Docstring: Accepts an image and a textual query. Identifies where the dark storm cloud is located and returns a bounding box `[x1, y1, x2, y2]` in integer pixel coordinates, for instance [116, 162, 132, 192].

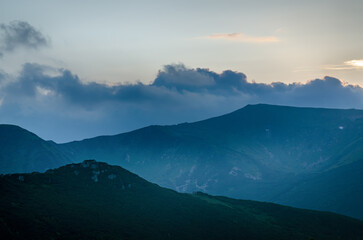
[286, 77, 363, 108]
[3, 63, 363, 109]
[152, 64, 363, 109]
[1, 63, 363, 142]
[0, 21, 48, 56]
[4, 63, 179, 108]
[153, 65, 248, 93]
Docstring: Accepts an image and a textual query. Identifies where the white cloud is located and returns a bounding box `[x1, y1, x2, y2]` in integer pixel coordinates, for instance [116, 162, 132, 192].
[36, 86, 54, 96]
[345, 60, 363, 68]
[324, 59, 363, 70]
[205, 33, 279, 43]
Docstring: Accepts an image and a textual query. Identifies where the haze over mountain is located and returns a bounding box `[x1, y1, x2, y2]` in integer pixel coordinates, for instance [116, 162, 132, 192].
[1, 104, 363, 219]
[59, 104, 363, 219]
[2, 63, 363, 142]
[1, 160, 362, 240]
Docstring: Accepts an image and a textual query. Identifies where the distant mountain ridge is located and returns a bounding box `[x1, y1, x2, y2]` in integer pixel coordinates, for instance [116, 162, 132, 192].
[1, 160, 362, 240]
[1, 104, 363, 219]
[57, 104, 363, 219]
[0, 124, 69, 174]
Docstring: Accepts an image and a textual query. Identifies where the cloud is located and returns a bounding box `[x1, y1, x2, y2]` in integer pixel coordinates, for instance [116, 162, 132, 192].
[152, 64, 248, 92]
[345, 60, 363, 68]
[0, 21, 49, 56]
[205, 33, 279, 43]
[1, 63, 362, 142]
[324, 59, 363, 70]
[4, 63, 177, 109]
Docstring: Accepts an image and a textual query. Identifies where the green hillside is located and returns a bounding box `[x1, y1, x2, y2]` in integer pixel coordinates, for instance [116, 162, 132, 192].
[0, 160, 362, 240]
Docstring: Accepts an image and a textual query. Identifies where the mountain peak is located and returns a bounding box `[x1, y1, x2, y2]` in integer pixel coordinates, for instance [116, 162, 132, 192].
[0, 124, 38, 140]
[0, 124, 70, 174]
[241, 103, 363, 112]
[60, 159, 129, 174]
[42, 160, 150, 189]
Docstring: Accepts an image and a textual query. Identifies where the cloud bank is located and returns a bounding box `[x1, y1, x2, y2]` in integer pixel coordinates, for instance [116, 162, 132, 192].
[0, 21, 48, 56]
[0, 63, 362, 142]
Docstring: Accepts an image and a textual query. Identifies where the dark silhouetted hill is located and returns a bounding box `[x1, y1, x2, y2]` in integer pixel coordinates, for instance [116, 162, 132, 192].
[0, 160, 362, 240]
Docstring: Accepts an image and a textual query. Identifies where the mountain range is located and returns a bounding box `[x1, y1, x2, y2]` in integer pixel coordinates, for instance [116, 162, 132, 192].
[1, 104, 363, 219]
[1, 160, 362, 240]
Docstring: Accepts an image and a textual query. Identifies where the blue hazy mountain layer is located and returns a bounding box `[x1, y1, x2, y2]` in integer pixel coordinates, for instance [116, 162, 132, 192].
[1, 104, 363, 219]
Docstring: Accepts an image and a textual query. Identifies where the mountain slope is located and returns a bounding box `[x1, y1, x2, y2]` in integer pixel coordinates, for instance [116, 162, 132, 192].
[272, 157, 363, 220]
[0, 124, 70, 174]
[58, 104, 363, 219]
[2, 104, 363, 219]
[0, 160, 362, 240]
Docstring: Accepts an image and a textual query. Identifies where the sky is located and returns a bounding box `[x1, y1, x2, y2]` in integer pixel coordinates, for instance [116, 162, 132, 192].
[0, 0, 363, 142]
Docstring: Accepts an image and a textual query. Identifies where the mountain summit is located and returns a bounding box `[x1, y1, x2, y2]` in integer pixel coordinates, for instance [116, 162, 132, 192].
[0, 124, 69, 174]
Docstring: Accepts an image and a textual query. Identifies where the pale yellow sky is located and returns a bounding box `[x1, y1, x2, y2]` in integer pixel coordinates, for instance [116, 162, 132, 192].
[0, 0, 362, 85]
